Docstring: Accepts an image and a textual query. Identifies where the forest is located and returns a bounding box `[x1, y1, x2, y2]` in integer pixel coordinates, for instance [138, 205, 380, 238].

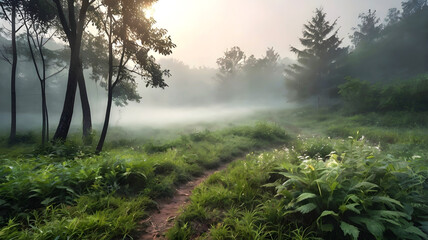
[0, 0, 427, 239]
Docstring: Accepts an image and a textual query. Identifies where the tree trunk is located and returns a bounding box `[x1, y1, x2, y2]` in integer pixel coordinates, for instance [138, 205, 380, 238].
[9, 3, 17, 144]
[52, 0, 90, 142]
[41, 83, 48, 145]
[95, 90, 112, 154]
[77, 61, 92, 143]
[53, 45, 80, 141]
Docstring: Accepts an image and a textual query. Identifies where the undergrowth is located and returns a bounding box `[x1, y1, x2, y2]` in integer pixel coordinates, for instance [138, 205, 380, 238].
[167, 136, 428, 239]
[0, 122, 289, 239]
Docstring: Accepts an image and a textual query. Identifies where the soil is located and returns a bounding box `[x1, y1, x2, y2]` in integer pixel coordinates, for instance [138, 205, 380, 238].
[138, 162, 232, 240]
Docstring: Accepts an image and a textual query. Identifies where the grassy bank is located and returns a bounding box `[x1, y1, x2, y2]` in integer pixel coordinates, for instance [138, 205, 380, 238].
[166, 108, 428, 239]
[168, 136, 428, 239]
[0, 122, 290, 239]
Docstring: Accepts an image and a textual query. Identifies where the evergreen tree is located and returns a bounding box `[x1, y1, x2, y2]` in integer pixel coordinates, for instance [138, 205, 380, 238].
[402, 0, 427, 17]
[351, 9, 383, 47]
[285, 8, 345, 100]
[385, 8, 401, 26]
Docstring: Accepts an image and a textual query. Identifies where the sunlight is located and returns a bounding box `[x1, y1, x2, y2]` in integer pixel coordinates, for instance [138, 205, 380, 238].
[147, 0, 180, 22]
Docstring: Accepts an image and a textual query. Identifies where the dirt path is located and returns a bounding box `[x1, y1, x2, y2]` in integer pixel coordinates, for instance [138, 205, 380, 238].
[138, 161, 233, 240]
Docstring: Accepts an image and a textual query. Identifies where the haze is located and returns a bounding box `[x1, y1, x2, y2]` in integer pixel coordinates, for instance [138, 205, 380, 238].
[0, 0, 415, 133]
[152, 0, 402, 67]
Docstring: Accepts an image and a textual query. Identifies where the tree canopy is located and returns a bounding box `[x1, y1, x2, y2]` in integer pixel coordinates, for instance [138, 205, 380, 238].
[285, 8, 346, 100]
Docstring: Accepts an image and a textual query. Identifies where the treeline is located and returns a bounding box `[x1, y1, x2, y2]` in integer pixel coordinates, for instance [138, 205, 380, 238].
[214, 0, 428, 110]
[214, 47, 287, 105]
[0, 0, 174, 152]
[283, 0, 428, 108]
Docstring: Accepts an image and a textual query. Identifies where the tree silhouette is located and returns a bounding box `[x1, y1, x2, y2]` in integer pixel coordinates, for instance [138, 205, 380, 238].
[93, 0, 175, 154]
[19, 0, 65, 145]
[402, 0, 427, 17]
[351, 10, 382, 47]
[216, 46, 246, 81]
[285, 8, 346, 100]
[0, 0, 23, 144]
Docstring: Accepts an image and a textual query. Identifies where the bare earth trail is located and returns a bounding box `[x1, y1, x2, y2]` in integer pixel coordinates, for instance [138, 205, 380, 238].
[138, 161, 233, 240]
[137, 124, 302, 240]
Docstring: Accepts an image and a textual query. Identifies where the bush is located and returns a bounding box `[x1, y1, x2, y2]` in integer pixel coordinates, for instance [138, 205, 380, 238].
[339, 76, 428, 113]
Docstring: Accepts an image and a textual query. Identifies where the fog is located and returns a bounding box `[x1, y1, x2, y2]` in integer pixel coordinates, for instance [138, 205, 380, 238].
[0, 0, 427, 135]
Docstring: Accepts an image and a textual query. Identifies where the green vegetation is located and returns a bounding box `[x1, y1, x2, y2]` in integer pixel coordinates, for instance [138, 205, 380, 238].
[0, 122, 289, 239]
[168, 132, 428, 239]
[339, 76, 428, 113]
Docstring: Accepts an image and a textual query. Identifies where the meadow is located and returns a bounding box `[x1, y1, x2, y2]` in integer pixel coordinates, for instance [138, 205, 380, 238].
[0, 107, 427, 239]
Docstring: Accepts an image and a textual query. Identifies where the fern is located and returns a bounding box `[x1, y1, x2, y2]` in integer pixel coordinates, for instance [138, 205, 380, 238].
[340, 221, 359, 240]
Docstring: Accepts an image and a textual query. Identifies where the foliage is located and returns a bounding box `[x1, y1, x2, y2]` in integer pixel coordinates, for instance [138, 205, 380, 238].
[351, 9, 382, 48]
[0, 123, 289, 239]
[272, 137, 428, 239]
[339, 76, 428, 113]
[341, 6, 428, 84]
[167, 134, 428, 240]
[285, 8, 347, 100]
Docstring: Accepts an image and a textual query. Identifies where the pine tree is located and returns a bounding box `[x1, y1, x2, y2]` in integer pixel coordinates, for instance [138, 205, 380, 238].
[285, 8, 345, 100]
[351, 9, 383, 47]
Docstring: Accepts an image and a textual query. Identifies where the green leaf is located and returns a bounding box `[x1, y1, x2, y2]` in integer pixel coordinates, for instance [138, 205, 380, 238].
[351, 182, 379, 191]
[373, 210, 410, 220]
[296, 192, 317, 203]
[350, 217, 385, 238]
[372, 196, 403, 208]
[340, 221, 359, 240]
[404, 226, 427, 238]
[339, 203, 361, 214]
[316, 210, 339, 227]
[41, 197, 58, 206]
[296, 203, 317, 214]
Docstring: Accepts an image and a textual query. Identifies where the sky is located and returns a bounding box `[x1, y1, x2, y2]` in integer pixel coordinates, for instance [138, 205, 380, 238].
[151, 0, 403, 68]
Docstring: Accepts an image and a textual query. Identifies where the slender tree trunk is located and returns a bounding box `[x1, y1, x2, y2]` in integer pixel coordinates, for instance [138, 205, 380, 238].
[96, 16, 114, 154]
[53, 44, 80, 141]
[77, 62, 92, 143]
[9, 3, 17, 144]
[41, 82, 47, 145]
[95, 90, 112, 154]
[52, 0, 90, 142]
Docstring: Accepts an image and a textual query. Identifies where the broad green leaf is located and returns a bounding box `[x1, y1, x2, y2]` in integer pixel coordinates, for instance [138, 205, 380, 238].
[317, 210, 339, 227]
[404, 226, 427, 238]
[350, 217, 385, 238]
[339, 203, 361, 214]
[41, 197, 58, 206]
[351, 182, 379, 191]
[340, 221, 359, 240]
[373, 210, 410, 220]
[372, 196, 403, 208]
[296, 203, 317, 214]
[296, 192, 317, 203]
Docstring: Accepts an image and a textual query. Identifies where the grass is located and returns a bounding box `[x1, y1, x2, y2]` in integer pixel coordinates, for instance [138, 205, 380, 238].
[165, 107, 428, 239]
[0, 122, 290, 239]
[2, 106, 428, 239]
[167, 136, 428, 239]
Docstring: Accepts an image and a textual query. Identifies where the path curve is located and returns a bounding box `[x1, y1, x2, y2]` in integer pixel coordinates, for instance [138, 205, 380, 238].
[138, 161, 233, 240]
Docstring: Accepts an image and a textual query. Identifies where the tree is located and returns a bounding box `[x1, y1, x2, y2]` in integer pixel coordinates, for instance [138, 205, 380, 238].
[402, 0, 427, 17]
[93, 0, 175, 154]
[351, 9, 382, 47]
[34, 0, 94, 142]
[19, 0, 65, 145]
[285, 8, 345, 100]
[216, 46, 246, 81]
[0, 0, 23, 144]
[385, 8, 401, 26]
